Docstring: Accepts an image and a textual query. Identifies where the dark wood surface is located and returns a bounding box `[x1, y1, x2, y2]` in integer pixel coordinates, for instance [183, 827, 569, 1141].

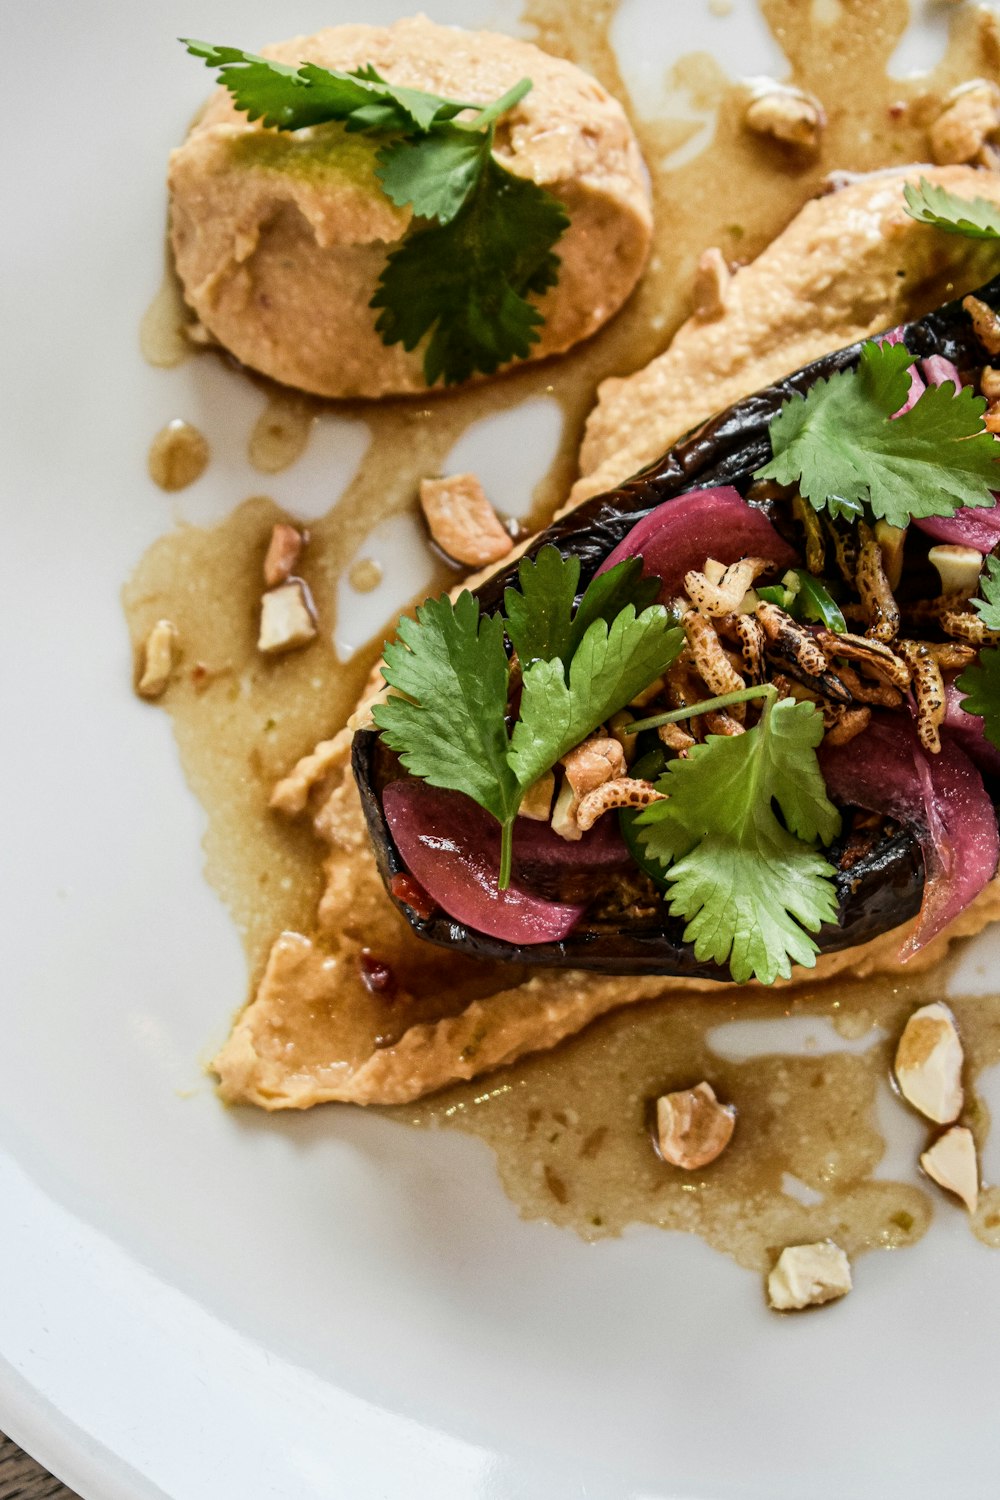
[0, 1436, 80, 1500]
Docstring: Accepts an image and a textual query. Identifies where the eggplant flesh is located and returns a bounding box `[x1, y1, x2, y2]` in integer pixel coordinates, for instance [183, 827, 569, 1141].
[352, 275, 1000, 981]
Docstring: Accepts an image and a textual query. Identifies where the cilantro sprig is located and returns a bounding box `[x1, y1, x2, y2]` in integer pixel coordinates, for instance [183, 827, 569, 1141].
[957, 646, 1000, 749]
[634, 686, 842, 984]
[903, 177, 1000, 240]
[972, 553, 1000, 630]
[184, 40, 568, 386]
[373, 548, 683, 886]
[755, 337, 1000, 528]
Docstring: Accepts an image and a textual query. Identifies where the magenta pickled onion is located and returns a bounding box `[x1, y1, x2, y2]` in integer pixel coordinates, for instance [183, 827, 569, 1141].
[943, 681, 1000, 776]
[820, 714, 998, 957]
[913, 505, 1000, 551]
[881, 326, 924, 417]
[383, 781, 584, 944]
[920, 354, 961, 390]
[597, 487, 797, 600]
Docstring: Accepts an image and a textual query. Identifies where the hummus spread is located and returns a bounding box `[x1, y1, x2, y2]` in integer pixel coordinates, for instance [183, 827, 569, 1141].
[168, 17, 652, 398]
[571, 165, 1000, 509]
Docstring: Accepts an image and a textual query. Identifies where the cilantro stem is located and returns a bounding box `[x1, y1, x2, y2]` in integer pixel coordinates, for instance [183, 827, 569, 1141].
[459, 77, 533, 133]
[499, 818, 514, 891]
[627, 684, 778, 733]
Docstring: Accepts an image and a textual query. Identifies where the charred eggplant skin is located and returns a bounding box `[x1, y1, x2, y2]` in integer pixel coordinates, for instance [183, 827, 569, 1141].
[353, 275, 1000, 979]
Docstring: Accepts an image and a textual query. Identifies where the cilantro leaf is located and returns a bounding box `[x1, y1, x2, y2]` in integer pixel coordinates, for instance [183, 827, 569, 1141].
[568, 557, 663, 657]
[503, 546, 580, 667]
[957, 646, 1000, 748]
[508, 609, 684, 789]
[182, 40, 467, 133]
[502, 548, 662, 671]
[903, 177, 1000, 240]
[756, 338, 1000, 528]
[635, 696, 841, 984]
[377, 128, 491, 223]
[972, 553, 1000, 629]
[371, 156, 568, 386]
[373, 592, 519, 827]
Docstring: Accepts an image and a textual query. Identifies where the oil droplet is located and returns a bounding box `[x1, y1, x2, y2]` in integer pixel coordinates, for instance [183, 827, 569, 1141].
[249, 392, 316, 474]
[148, 420, 210, 492]
[348, 558, 383, 593]
[140, 254, 194, 369]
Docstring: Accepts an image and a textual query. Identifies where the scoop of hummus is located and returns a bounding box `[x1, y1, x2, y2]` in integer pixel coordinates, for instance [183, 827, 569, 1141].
[571, 164, 1000, 508]
[168, 16, 653, 398]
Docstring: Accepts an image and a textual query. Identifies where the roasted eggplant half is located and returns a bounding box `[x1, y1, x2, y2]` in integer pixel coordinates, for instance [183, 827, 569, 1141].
[353, 274, 1000, 982]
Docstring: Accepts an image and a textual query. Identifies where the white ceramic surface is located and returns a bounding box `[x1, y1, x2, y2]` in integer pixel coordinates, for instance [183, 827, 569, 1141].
[3, 2, 1000, 1497]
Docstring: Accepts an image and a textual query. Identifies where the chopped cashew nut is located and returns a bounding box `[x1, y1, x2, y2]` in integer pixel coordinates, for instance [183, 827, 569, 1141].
[518, 771, 555, 821]
[930, 81, 1000, 165]
[895, 1002, 964, 1124]
[575, 776, 665, 830]
[692, 247, 730, 321]
[655, 1082, 736, 1170]
[561, 737, 625, 798]
[921, 1126, 979, 1213]
[981, 365, 1000, 401]
[767, 1242, 852, 1311]
[927, 545, 983, 599]
[270, 737, 344, 815]
[550, 777, 583, 842]
[258, 580, 317, 655]
[418, 472, 513, 567]
[964, 294, 1000, 356]
[608, 710, 638, 764]
[137, 618, 179, 698]
[874, 522, 907, 592]
[263, 522, 305, 588]
[745, 85, 825, 152]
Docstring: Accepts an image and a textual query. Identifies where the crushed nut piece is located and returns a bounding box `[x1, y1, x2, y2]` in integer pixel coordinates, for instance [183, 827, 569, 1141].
[655, 1082, 735, 1170]
[981, 365, 1000, 401]
[258, 580, 317, 655]
[767, 1242, 852, 1311]
[576, 776, 665, 830]
[964, 293, 1000, 355]
[561, 737, 625, 800]
[874, 521, 907, 592]
[692, 247, 730, 321]
[927, 544, 983, 599]
[930, 81, 1000, 165]
[518, 771, 555, 822]
[920, 1125, 979, 1213]
[550, 777, 583, 842]
[419, 472, 512, 567]
[137, 618, 180, 698]
[270, 736, 346, 816]
[608, 710, 638, 764]
[745, 85, 825, 152]
[263, 522, 305, 588]
[895, 1002, 964, 1124]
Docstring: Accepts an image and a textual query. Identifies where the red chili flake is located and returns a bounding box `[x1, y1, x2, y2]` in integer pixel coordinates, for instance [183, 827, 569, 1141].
[390, 872, 437, 921]
[359, 949, 397, 999]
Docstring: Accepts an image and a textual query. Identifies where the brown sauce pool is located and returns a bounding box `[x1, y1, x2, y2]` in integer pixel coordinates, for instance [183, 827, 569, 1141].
[126, 0, 1000, 1276]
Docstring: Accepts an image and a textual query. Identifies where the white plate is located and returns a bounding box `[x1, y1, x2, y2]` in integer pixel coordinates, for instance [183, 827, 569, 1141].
[4, 2, 1000, 1497]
